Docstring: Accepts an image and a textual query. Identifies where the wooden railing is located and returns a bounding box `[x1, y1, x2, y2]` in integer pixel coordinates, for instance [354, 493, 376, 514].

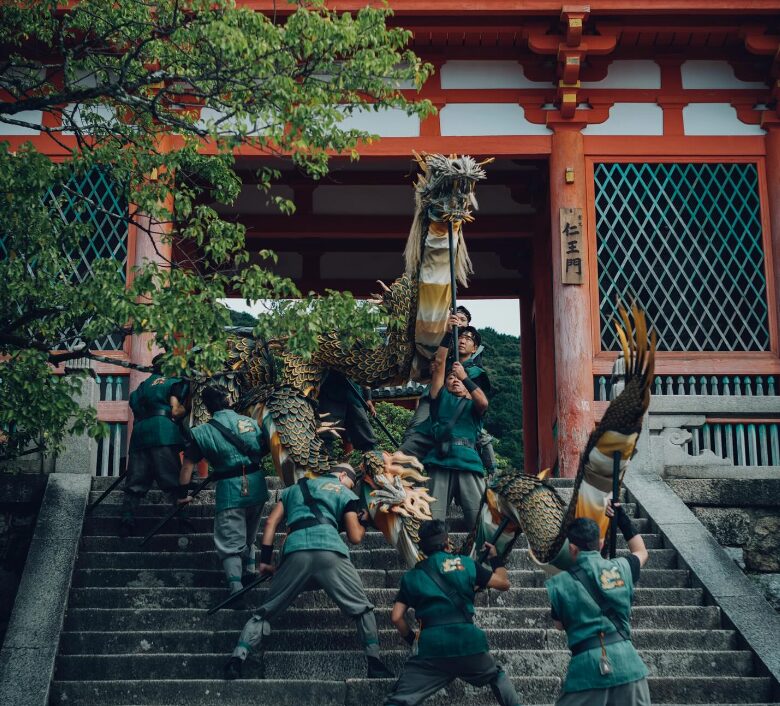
[94, 373, 129, 476]
[595, 374, 777, 402]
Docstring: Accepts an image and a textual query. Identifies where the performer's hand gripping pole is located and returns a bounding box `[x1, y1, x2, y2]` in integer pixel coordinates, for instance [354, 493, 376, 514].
[608, 450, 621, 560]
[140, 474, 215, 547]
[478, 516, 511, 564]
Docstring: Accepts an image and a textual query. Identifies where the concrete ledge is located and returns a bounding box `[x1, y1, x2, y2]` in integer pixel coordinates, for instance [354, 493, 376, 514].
[666, 478, 780, 507]
[625, 472, 780, 698]
[665, 465, 780, 480]
[0, 473, 91, 706]
[649, 396, 780, 415]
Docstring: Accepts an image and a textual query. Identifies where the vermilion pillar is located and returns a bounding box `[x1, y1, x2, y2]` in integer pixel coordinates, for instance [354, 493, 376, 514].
[128, 213, 172, 393]
[764, 121, 780, 337]
[532, 208, 556, 473]
[548, 125, 594, 476]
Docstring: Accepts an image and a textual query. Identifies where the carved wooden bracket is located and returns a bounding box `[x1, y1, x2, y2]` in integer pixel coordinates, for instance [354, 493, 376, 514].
[527, 5, 617, 120]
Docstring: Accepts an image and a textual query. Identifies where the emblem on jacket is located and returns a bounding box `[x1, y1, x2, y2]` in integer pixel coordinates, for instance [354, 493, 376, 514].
[151, 378, 166, 386]
[237, 419, 254, 434]
[599, 567, 625, 590]
[442, 557, 465, 573]
[321, 482, 342, 493]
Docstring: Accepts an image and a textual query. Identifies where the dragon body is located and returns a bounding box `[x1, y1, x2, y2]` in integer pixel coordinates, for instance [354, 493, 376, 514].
[471, 305, 656, 573]
[193, 153, 488, 566]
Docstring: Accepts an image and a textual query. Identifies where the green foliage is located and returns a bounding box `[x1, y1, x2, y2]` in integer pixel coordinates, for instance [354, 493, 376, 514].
[477, 327, 523, 469]
[331, 401, 413, 465]
[0, 0, 432, 460]
[371, 402, 414, 455]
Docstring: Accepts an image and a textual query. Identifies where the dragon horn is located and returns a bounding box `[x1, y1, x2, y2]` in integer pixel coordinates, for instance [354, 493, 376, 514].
[477, 157, 496, 167]
[412, 150, 428, 173]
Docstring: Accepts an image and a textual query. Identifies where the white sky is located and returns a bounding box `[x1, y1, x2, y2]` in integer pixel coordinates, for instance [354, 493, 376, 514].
[222, 297, 521, 337]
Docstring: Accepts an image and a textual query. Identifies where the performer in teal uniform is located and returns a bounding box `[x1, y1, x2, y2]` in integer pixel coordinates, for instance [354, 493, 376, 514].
[178, 386, 269, 599]
[119, 357, 189, 537]
[223, 464, 394, 681]
[546, 512, 650, 706]
[383, 519, 522, 705]
[422, 327, 489, 529]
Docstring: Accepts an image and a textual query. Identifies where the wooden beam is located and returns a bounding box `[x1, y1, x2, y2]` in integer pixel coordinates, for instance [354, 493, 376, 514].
[237, 1, 780, 16]
[229, 278, 530, 298]
[239, 215, 535, 237]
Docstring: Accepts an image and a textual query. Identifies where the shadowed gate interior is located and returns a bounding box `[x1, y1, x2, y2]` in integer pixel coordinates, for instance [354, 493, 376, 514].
[213, 156, 553, 475]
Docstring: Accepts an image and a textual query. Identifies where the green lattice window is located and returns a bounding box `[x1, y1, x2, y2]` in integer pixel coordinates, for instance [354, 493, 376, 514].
[595, 162, 769, 352]
[1, 166, 128, 350]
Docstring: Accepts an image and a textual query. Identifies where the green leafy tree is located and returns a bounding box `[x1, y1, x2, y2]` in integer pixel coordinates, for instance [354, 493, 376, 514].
[0, 0, 432, 461]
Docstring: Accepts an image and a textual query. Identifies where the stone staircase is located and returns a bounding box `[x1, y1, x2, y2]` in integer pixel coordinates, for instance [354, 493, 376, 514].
[49, 476, 779, 705]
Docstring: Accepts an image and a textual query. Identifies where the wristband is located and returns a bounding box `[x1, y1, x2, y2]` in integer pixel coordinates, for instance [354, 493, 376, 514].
[439, 331, 452, 350]
[403, 631, 415, 646]
[358, 513, 371, 528]
[616, 509, 638, 540]
[260, 544, 274, 564]
[463, 377, 478, 393]
[176, 485, 189, 500]
[489, 555, 505, 571]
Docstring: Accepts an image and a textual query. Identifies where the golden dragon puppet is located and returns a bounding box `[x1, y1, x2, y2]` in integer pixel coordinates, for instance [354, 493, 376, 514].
[467, 304, 656, 573]
[197, 152, 656, 574]
[195, 153, 490, 567]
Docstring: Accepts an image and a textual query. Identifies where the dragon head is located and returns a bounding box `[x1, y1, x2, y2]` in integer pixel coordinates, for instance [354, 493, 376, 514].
[413, 152, 492, 225]
[404, 152, 492, 289]
[362, 450, 434, 520]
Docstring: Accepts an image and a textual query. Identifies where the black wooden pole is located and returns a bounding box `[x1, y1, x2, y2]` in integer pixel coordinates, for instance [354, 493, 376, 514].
[608, 450, 621, 559]
[447, 220, 458, 366]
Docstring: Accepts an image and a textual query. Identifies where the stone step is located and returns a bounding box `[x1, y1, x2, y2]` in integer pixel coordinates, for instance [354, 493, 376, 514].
[86, 492, 637, 517]
[48, 675, 775, 706]
[75, 539, 675, 569]
[53, 649, 755, 682]
[89, 476, 579, 492]
[67, 586, 704, 610]
[71, 565, 688, 589]
[80, 515, 653, 538]
[63, 606, 723, 632]
[58, 628, 738, 655]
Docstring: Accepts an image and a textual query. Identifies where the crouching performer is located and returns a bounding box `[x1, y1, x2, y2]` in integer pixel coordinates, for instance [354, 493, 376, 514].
[178, 387, 268, 597]
[223, 464, 394, 680]
[384, 519, 522, 706]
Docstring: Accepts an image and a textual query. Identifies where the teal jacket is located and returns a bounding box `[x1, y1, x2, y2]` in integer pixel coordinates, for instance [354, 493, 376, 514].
[187, 409, 268, 513]
[395, 551, 493, 658]
[423, 389, 484, 475]
[281, 475, 359, 558]
[546, 551, 649, 692]
[129, 375, 189, 450]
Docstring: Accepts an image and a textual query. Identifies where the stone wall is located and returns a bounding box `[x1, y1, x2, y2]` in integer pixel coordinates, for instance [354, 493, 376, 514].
[667, 478, 780, 611]
[0, 473, 47, 646]
[633, 395, 780, 614]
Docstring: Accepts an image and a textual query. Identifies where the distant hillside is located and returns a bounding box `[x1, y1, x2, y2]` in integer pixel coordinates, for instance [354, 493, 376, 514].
[477, 327, 523, 470]
[228, 309, 258, 327]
